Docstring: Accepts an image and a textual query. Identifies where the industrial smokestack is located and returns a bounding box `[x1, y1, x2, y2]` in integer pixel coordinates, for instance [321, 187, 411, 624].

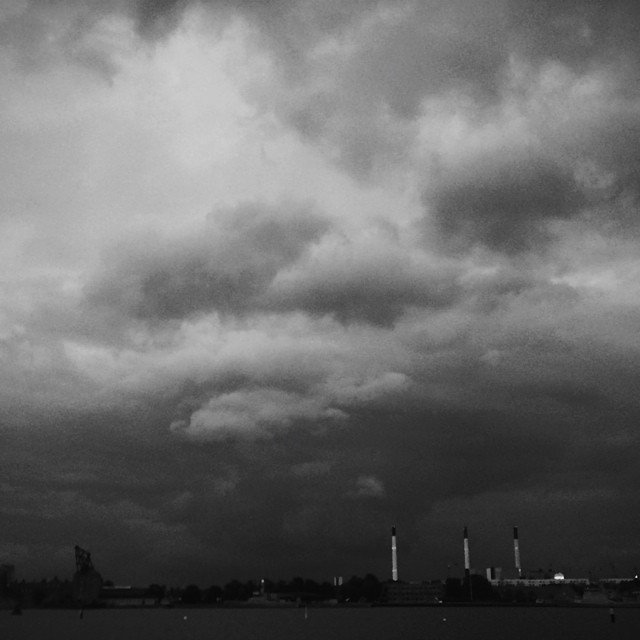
[463, 526, 470, 577]
[391, 525, 398, 582]
[513, 526, 522, 578]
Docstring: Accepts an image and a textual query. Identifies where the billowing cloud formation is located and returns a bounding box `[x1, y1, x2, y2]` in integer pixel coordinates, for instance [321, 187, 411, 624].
[170, 387, 348, 439]
[85, 201, 460, 326]
[86, 201, 330, 320]
[1, 0, 640, 586]
[170, 370, 410, 439]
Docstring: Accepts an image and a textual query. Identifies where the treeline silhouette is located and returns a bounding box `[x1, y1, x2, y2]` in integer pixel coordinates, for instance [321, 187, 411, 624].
[155, 574, 383, 604]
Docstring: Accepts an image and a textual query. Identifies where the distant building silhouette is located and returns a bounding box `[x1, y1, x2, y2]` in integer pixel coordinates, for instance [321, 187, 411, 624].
[72, 545, 103, 606]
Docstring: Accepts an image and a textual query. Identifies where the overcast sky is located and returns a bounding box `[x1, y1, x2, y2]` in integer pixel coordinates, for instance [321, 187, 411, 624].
[2, 0, 640, 587]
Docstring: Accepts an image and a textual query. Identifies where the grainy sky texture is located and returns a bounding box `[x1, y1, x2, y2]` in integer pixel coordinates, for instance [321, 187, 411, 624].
[2, 0, 640, 586]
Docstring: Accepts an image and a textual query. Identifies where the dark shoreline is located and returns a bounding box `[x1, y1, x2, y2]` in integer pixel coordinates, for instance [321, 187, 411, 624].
[4, 601, 639, 611]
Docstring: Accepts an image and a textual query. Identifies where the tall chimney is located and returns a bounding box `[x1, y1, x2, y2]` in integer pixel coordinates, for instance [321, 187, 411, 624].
[463, 526, 470, 577]
[391, 526, 398, 582]
[513, 526, 522, 578]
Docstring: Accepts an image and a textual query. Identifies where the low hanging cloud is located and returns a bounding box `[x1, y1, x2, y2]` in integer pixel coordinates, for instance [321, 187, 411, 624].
[170, 370, 411, 440]
[170, 387, 347, 440]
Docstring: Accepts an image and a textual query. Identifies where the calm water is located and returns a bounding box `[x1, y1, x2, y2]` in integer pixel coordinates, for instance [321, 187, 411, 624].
[1, 606, 638, 640]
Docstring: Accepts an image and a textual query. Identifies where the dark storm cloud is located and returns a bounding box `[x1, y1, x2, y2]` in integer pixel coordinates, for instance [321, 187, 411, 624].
[0, 0, 375, 67]
[265, 0, 640, 202]
[568, 110, 640, 216]
[260, 1, 640, 169]
[409, 4, 640, 255]
[134, 0, 188, 37]
[132, 0, 385, 51]
[85, 201, 462, 327]
[4, 0, 640, 588]
[421, 107, 640, 255]
[267, 236, 462, 326]
[7, 0, 639, 85]
[86, 201, 329, 320]
[7, 0, 639, 194]
[269, 267, 457, 327]
[426, 150, 584, 253]
[507, 0, 640, 72]
[258, 2, 512, 180]
[338, 1, 509, 115]
[128, 0, 640, 110]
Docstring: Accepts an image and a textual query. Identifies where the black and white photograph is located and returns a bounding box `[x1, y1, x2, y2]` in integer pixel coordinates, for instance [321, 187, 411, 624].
[1, 1, 640, 637]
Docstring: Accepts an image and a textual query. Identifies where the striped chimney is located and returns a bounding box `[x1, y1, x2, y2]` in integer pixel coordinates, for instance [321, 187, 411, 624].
[513, 526, 522, 578]
[463, 526, 470, 577]
[391, 526, 398, 582]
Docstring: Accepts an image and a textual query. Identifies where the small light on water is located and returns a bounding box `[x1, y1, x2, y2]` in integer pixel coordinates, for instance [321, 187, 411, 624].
[442, 618, 447, 622]
[183, 616, 188, 620]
